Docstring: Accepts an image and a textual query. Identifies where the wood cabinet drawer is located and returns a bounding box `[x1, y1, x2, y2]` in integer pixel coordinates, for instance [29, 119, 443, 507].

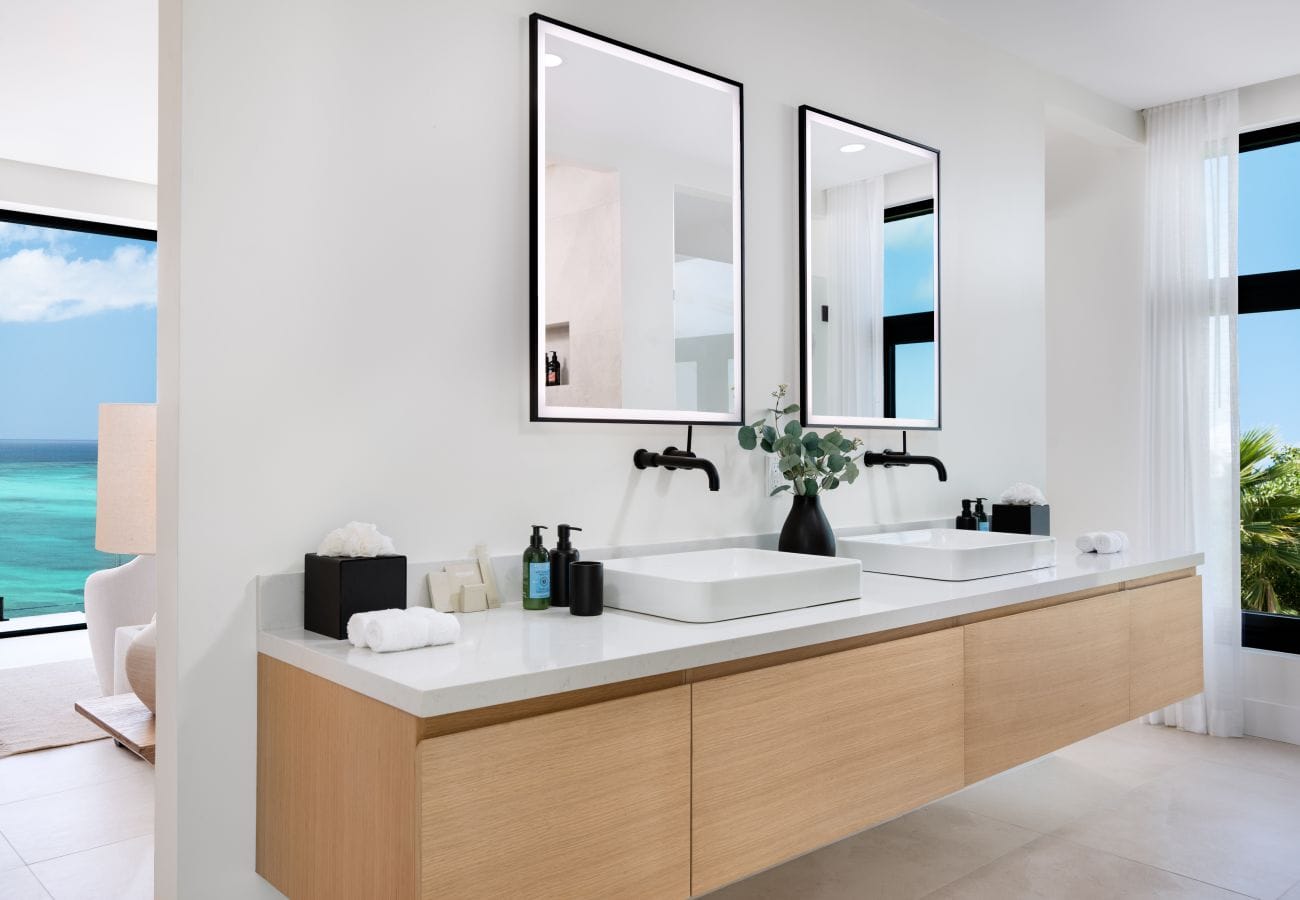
[1129, 576, 1203, 716]
[418, 685, 690, 900]
[964, 591, 1131, 783]
[691, 629, 965, 895]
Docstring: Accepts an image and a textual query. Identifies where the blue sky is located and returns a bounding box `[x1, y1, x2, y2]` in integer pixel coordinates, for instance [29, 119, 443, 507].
[0, 223, 156, 440]
[1239, 142, 1300, 446]
[885, 212, 936, 420]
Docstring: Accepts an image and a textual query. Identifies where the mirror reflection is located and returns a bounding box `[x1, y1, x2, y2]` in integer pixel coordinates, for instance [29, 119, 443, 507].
[801, 106, 939, 429]
[532, 16, 744, 423]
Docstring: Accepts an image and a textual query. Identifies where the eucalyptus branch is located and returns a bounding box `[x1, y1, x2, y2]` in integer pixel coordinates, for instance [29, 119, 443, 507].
[737, 384, 865, 497]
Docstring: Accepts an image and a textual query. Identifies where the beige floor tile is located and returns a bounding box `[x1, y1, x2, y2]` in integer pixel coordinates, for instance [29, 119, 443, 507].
[0, 833, 24, 871]
[1056, 759, 1300, 899]
[0, 867, 51, 899]
[925, 835, 1247, 899]
[709, 804, 1039, 900]
[30, 834, 153, 900]
[0, 767, 153, 864]
[0, 741, 149, 806]
[1054, 726, 1192, 789]
[936, 754, 1130, 833]
[1199, 734, 1300, 784]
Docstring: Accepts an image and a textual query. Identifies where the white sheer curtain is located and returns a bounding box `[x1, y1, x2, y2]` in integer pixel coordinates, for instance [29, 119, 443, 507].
[1142, 91, 1243, 737]
[826, 178, 884, 417]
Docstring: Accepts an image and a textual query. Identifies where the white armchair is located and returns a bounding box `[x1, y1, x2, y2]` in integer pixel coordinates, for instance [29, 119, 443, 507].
[84, 554, 156, 695]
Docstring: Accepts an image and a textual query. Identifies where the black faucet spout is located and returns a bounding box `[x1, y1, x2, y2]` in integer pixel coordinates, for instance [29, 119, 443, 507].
[860, 450, 948, 482]
[634, 447, 721, 491]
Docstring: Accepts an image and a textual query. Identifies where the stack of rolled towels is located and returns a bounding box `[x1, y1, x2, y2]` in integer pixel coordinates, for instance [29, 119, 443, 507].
[346, 607, 461, 653]
[1075, 531, 1130, 554]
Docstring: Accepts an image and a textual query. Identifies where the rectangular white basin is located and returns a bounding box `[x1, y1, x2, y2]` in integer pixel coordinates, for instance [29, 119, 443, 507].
[839, 528, 1056, 581]
[602, 548, 862, 622]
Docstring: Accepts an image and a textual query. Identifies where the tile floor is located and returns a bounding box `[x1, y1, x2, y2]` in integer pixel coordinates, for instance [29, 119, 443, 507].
[716, 719, 1300, 900]
[1, 673, 1297, 898]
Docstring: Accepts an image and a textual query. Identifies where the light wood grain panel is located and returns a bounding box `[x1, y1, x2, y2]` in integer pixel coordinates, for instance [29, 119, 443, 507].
[1129, 576, 1204, 716]
[415, 670, 684, 739]
[954, 583, 1120, 625]
[419, 686, 690, 900]
[75, 694, 155, 764]
[964, 592, 1131, 783]
[691, 629, 965, 895]
[1123, 567, 1197, 590]
[257, 654, 420, 899]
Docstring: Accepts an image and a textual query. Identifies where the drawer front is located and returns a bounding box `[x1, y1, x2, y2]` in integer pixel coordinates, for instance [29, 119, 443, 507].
[964, 591, 1131, 783]
[691, 628, 965, 895]
[1129, 576, 1204, 716]
[418, 685, 689, 900]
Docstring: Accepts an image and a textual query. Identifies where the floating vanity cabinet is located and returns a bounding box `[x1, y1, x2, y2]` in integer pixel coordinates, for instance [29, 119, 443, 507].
[417, 686, 691, 899]
[690, 629, 965, 895]
[963, 591, 1132, 783]
[1129, 575, 1204, 715]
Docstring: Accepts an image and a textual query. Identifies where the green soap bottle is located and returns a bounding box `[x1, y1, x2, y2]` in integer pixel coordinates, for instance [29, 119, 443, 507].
[522, 525, 551, 610]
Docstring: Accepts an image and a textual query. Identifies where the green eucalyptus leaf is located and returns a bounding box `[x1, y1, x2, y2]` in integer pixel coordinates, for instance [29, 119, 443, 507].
[843, 461, 860, 484]
[782, 403, 800, 414]
[759, 438, 774, 453]
[793, 476, 806, 495]
[827, 453, 845, 473]
[737, 426, 757, 450]
[784, 419, 802, 438]
[751, 418, 766, 430]
[778, 454, 800, 474]
[802, 432, 823, 456]
[769, 484, 790, 496]
[763, 425, 777, 444]
[821, 475, 840, 490]
[804, 478, 818, 495]
[775, 435, 800, 455]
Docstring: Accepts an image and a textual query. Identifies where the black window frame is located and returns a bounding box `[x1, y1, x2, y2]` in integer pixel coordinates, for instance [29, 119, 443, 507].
[880, 199, 936, 419]
[1238, 121, 1300, 656]
[0, 208, 157, 640]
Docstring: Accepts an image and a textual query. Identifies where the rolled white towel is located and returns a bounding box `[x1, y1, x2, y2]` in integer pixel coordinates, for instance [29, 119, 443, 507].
[1093, 531, 1129, 554]
[405, 606, 461, 647]
[346, 611, 382, 648]
[364, 608, 426, 653]
[1075, 533, 1097, 553]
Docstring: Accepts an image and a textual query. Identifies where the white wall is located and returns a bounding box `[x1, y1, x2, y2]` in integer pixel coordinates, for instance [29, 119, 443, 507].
[1044, 126, 1145, 543]
[157, 1, 1139, 895]
[0, 157, 155, 228]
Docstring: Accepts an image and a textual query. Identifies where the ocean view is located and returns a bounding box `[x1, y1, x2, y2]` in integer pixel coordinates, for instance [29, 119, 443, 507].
[0, 440, 121, 619]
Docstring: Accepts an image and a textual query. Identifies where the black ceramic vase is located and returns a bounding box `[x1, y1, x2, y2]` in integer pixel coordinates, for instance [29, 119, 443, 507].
[779, 494, 836, 556]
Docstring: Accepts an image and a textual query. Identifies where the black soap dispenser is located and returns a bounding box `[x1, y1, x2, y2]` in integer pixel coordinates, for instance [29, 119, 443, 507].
[974, 498, 991, 532]
[549, 524, 582, 607]
[956, 499, 977, 531]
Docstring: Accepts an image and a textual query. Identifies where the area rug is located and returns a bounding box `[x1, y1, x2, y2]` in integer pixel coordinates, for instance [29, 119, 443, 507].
[0, 658, 106, 757]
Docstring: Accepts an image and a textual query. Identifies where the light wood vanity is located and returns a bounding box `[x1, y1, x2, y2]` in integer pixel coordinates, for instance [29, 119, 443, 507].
[257, 568, 1202, 899]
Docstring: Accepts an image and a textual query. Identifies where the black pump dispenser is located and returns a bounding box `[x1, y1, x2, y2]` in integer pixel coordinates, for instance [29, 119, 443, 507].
[956, 499, 977, 531]
[973, 498, 990, 532]
[549, 524, 583, 607]
[529, 525, 547, 548]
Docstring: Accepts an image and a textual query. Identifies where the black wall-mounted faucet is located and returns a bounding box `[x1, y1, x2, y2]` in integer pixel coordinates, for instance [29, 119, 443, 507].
[860, 432, 948, 481]
[633, 426, 720, 491]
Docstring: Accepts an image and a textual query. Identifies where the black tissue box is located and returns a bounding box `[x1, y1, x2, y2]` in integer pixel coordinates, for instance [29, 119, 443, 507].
[304, 553, 407, 639]
[991, 504, 1051, 536]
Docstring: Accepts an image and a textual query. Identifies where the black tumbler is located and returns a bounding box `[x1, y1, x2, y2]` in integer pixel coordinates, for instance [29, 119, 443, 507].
[569, 561, 604, 616]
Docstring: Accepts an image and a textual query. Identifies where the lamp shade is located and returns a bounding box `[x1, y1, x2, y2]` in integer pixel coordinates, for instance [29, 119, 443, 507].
[95, 403, 157, 555]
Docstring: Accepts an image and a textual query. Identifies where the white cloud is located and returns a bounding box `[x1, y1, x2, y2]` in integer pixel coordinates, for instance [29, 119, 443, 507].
[0, 222, 63, 248]
[0, 244, 157, 323]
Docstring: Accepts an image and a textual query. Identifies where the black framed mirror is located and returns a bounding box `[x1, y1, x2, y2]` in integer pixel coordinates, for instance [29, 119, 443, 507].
[799, 105, 940, 430]
[530, 14, 745, 425]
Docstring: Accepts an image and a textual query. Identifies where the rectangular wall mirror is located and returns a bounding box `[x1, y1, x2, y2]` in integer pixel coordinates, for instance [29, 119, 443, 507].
[799, 106, 940, 430]
[531, 14, 744, 424]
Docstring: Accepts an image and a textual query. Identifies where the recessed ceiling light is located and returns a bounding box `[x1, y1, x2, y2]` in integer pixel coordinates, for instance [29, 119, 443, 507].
[840, 143, 866, 153]
[543, 53, 564, 68]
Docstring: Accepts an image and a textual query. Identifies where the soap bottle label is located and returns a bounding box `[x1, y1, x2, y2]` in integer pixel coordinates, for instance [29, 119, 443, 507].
[978, 521, 990, 532]
[528, 562, 551, 599]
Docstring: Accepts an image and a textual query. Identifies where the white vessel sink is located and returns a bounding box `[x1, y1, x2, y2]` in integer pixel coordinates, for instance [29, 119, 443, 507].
[839, 528, 1056, 581]
[602, 548, 862, 623]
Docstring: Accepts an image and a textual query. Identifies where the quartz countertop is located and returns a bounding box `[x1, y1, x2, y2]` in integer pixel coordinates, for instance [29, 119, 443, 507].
[257, 547, 1201, 718]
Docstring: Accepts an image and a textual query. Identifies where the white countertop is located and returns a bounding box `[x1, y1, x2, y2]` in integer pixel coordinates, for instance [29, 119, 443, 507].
[258, 545, 1202, 718]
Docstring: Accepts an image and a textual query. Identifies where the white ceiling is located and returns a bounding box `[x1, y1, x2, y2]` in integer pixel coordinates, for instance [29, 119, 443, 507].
[905, 0, 1300, 110]
[0, 0, 157, 184]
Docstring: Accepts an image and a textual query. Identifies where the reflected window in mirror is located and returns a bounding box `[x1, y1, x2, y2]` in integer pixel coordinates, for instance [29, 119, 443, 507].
[800, 106, 940, 430]
[530, 15, 744, 424]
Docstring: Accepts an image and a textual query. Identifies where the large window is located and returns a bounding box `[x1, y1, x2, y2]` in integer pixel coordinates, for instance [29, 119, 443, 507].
[1238, 122, 1300, 654]
[0, 210, 156, 634]
[882, 200, 936, 420]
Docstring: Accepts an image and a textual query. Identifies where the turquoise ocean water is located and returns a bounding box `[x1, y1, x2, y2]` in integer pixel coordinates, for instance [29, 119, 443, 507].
[0, 440, 120, 619]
